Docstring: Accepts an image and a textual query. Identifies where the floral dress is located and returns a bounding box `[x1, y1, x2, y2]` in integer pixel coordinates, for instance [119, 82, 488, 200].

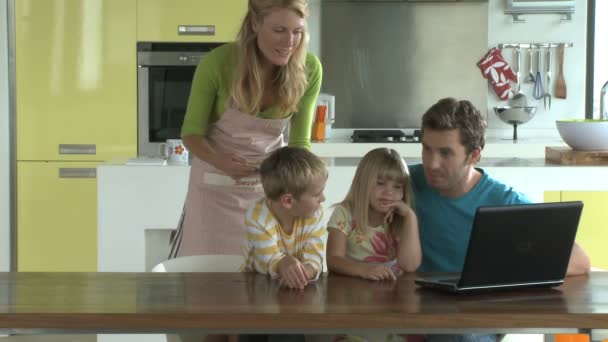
[328, 205, 406, 342]
[327, 204, 401, 275]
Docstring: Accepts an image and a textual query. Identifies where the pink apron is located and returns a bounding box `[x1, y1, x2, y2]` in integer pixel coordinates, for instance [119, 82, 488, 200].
[170, 105, 291, 257]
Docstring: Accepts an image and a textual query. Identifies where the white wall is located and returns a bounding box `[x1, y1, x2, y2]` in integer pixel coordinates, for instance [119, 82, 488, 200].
[487, 1, 587, 130]
[0, 0, 11, 272]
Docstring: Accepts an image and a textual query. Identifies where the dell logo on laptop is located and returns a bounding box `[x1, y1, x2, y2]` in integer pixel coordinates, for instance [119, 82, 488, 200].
[516, 241, 533, 255]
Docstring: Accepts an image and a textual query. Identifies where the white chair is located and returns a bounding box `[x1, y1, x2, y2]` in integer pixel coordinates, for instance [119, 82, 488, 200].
[152, 255, 243, 342]
[145, 228, 176, 271]
[151, 254, 243, 273]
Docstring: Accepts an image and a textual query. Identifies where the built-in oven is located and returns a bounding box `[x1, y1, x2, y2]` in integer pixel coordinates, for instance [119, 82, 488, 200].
[137, 42, 223, 157]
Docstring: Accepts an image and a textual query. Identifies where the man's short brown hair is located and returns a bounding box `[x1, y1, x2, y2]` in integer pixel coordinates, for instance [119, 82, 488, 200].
[421, 97, 487, 154]
[260, 146, 327, 200]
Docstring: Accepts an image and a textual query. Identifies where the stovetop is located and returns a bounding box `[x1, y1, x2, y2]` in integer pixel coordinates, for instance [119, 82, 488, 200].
[351, 129, 422, 143]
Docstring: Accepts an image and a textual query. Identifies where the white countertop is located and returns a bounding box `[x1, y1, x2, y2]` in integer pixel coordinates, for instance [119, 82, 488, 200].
[113, 156, 605, 169]
[116, 128, 569, 166]
[311, 129, 567, 158]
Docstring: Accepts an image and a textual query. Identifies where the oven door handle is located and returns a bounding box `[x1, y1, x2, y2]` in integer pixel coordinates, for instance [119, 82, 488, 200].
[137, 52, 204, 67]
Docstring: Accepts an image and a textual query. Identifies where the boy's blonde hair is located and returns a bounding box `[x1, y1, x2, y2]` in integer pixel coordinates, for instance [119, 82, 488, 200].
[260, 146, 327, 200]
[339, 148, 412, 236]
[232, 0, 310, 115]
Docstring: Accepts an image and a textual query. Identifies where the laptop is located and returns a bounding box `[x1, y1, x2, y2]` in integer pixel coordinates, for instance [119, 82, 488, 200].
[415, 201, 583, 294]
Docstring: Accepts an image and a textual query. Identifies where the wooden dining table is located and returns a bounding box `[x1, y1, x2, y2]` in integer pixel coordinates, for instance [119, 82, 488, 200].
[1, 271, 608, 337]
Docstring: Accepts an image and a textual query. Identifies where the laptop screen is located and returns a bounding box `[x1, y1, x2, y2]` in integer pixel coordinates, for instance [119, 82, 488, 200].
[458, 201, 583, 288]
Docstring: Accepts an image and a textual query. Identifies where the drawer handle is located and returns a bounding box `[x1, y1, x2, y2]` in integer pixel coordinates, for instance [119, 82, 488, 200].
[178, 25, 215, 36]
[58, 144, 96, 155]
[59, 168, 97, 179]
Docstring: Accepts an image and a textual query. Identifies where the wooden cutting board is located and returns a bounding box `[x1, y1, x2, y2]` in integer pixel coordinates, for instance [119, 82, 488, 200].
[545, 146, 608, 165]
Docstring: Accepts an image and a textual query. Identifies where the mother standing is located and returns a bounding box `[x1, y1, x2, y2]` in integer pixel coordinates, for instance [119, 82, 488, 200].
[171, 0, 322, 258]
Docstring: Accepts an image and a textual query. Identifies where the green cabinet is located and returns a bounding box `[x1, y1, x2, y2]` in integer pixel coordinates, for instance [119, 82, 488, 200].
[545, 191, 608, 269]
[137, 0, 248, 42]
[15, 0, 137, 161]
[17, 162, 99, 271]
[15, 0, 137, 271]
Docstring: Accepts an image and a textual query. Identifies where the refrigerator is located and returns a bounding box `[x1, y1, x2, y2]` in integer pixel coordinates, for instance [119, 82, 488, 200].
[12, 0, 137, 271]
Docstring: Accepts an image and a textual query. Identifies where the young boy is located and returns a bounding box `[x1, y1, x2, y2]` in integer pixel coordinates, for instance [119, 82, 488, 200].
[242, 146, 327, 290]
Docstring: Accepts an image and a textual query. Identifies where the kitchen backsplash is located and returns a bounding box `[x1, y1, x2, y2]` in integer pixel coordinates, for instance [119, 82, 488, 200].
[306, 0, 589, 133]
[317, 1, 488, 129]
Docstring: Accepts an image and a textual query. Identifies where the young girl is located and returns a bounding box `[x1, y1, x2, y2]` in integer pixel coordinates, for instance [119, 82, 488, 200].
[327, 148, 421, 280]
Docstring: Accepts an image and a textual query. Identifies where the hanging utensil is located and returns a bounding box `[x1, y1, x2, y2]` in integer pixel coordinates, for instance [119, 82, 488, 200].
[525, 48, 535, 83]
[511, 47, 527, 107]
[543, 48, 552, 110]
[555, 45, 567, 99]
[533, 48, 544, 100]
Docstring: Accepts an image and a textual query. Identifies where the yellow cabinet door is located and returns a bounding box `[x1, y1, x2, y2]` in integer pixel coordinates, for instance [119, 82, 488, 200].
[561, 191, 608, 269]
[17, 162, 98, 271]
[15, 0, 137, 161]
[137, 0, 247, 42]
[544, 191, 561, 203]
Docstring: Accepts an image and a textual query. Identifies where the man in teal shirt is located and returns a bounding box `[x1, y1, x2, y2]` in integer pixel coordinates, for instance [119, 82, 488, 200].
[409, 97, 590, 342]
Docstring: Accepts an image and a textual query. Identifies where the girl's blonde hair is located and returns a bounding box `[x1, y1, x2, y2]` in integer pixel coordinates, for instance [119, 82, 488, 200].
[339, 148, 413, 236]
[231, 0, 310, 115]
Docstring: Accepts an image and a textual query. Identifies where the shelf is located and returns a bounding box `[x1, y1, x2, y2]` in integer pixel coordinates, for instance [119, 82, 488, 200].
[505, 0, 575, 23]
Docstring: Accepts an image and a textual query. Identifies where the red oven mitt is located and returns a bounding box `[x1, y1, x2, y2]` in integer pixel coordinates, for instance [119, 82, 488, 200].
[477, 48, 517, 100]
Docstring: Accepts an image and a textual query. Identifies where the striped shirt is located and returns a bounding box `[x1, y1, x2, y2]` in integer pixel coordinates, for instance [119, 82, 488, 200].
[241, 198, 326, 279]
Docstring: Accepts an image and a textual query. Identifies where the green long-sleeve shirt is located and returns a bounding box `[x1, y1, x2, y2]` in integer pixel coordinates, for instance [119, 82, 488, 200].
[181, 43, 322, 149]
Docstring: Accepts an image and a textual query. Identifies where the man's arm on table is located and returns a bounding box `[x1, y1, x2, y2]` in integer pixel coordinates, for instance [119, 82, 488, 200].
[566, 242, 591, 276]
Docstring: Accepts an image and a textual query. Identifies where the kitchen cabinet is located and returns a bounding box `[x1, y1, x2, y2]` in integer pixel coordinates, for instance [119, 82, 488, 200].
[18, 162, 98, 272]
[15, 0, 137, 161]
[544, 191, 608, 269]
[137, 0, 247, 42]
[544, 191, 560, 203]
[15, 0, 137, 271]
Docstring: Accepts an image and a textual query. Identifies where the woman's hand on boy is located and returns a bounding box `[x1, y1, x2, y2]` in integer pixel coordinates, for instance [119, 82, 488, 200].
[277, 255, 309, 289]
[359, 264, 396, 281]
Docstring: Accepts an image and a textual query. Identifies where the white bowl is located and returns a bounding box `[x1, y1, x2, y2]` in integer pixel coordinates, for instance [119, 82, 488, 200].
[556, 119, 608, 151]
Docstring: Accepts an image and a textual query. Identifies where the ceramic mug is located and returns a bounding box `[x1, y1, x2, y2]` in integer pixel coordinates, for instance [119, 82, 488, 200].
[160, 139, 189, 164]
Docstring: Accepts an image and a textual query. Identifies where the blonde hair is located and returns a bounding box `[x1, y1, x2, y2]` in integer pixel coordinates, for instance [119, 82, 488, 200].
[339, 148, 413, 236]
[231, 0, 310, 114]
[260, 146, 327, 200]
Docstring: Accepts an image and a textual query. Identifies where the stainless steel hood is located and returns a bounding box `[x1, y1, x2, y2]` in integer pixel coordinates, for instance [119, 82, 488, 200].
[319, 0, 489, 129]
